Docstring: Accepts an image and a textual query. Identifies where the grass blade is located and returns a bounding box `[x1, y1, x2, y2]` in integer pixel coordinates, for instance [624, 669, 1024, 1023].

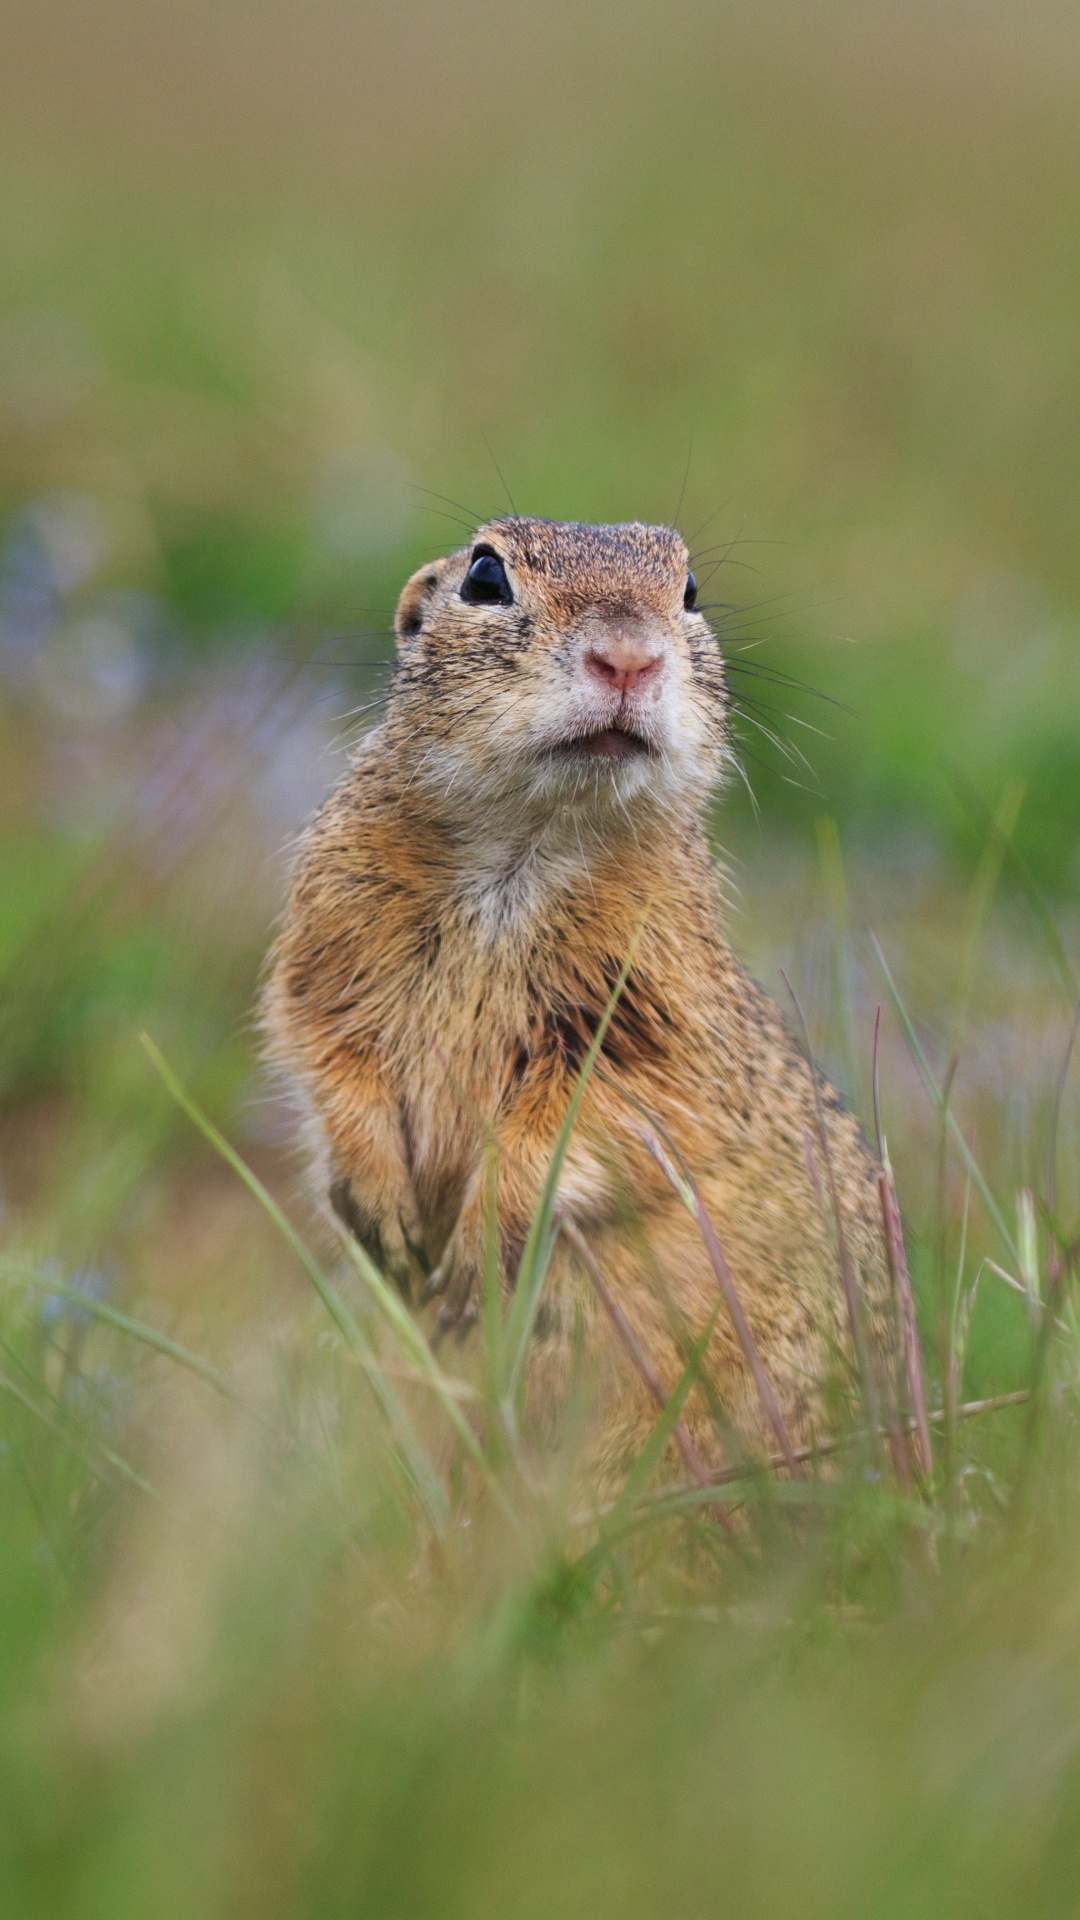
[335, 1226, 519, 1523]
[780, 968, 877, 1432]
[590, 1304, 725, 1547]
[595, 1061, 801, 1473]
[869, 936, 1021, 1269]
[559, 1215, 738, 1535]
[597, 1388, 1032, 1509]
[1, 1260, 236, 1400]
[500, 919, 646, 1412]
[140, 1035, 449, 1535]
[141, 1036, 368, 1348]
[949, 765, 1077, 1005]
[879, 1157, 933, 1482]
[1047, 986, 1080, 1248]
[0, 1370, 154, 1497]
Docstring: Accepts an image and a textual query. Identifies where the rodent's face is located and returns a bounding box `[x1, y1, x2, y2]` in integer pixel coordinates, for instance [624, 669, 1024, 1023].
[391, 518, 727, 823]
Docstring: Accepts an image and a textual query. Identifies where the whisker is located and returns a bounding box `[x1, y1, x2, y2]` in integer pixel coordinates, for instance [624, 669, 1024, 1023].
[712, 589, 821, 622]
[723, 662, 850, 714]
[685, 505, 724, 550]
[730, 709, 823, 786]
[481, 437, 518, 516]
[726, 748, 762, 817]
[696, 556, 766, 588]
[413, 507, 479, 539]
[410, 483, 485, 524]
[674, 438, 694, 531]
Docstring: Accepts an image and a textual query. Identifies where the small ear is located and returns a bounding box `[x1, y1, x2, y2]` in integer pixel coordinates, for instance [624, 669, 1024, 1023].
[395, 559, 447, 651]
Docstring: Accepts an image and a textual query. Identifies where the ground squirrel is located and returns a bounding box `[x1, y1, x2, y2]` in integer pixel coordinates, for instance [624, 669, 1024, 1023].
[264, 518, 894, 1478]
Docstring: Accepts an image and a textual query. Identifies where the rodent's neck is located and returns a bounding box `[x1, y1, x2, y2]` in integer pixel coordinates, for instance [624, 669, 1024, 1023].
[459, 800, 655, 880]
[368, 714, 712, 933]
[407, 785, 695, 941]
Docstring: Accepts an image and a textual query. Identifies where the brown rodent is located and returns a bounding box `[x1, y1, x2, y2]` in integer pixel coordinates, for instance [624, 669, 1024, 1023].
[263, 517, 894, 1479]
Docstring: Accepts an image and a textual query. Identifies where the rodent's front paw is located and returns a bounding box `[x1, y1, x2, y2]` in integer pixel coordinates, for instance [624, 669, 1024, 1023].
[424, 1231, 481, 1342]
[330, 1176, 427, 1298]
[378, 1211, 430, 1298]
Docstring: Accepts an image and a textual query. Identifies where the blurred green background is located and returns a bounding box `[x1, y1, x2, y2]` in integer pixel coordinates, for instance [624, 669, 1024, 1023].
[4, 0, 1080, 862]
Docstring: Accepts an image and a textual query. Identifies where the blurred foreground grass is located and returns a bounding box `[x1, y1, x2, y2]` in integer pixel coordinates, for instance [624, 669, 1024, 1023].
[0, 936, 1077, 1918]
[2, 1, 1080, 1912]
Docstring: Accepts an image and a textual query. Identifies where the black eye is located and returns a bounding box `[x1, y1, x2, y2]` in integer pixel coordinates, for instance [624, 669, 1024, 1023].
[683, 571, 698, 610]
[462, 548, 513, 606]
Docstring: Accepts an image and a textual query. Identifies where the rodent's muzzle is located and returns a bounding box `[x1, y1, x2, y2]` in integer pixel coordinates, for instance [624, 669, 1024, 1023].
[550, 721, 654, 763]
[582, 622, 666, 697]
[554, 617, 669, 762]
[526, 611, 692, 790]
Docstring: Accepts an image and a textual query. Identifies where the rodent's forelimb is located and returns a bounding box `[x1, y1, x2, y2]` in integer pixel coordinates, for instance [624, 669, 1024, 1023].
[426, 1116, 618, 1341]
[312, 1059, 428, 1299]
[329, 1169, 429, 1298]
[423, 1158, 519, 1340]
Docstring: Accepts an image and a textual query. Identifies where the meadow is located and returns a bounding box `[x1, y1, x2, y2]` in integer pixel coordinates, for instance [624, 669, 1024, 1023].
[1, 1, 1080, 1911]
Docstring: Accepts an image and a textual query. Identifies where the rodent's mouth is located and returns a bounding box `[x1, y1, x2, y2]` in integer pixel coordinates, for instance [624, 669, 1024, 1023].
[550, 724, 654, 764]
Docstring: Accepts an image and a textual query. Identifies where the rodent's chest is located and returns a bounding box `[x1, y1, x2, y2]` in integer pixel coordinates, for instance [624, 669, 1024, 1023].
[355, 846, 754, 1200]
[386, 900, 709, 1180]
[392, 908, 537, 1097]
[382, 911, 536, 1222]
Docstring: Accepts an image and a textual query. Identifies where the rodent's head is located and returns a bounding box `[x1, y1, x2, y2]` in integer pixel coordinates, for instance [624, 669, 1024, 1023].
[390, 517, 728, 826]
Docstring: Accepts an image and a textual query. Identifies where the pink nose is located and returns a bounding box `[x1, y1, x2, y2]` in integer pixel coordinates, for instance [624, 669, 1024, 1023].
[584, 632, 665, 695]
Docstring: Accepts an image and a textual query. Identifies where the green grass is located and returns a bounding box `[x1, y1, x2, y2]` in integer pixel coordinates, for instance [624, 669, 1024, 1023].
[0, 883, 1077, 1914]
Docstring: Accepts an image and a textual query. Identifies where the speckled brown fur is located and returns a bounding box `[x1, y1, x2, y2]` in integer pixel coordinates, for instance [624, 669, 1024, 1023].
[264, 517, 895, 1480]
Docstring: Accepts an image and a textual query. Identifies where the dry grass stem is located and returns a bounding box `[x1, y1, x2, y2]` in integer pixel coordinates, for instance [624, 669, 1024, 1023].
[780, 969, 876, 1428]
[558, 1214, 739, 1535]
[1047, 986, 1080, 1284]
[630, 1119, 802, 1474]
[697, 1390, 1029, 1491]
[592, 1061, 801, 1472]
[879, 1160, 934, 1482]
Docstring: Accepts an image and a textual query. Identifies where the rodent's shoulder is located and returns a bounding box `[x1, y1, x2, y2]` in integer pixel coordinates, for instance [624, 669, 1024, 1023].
[298, 774, 453, 937]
